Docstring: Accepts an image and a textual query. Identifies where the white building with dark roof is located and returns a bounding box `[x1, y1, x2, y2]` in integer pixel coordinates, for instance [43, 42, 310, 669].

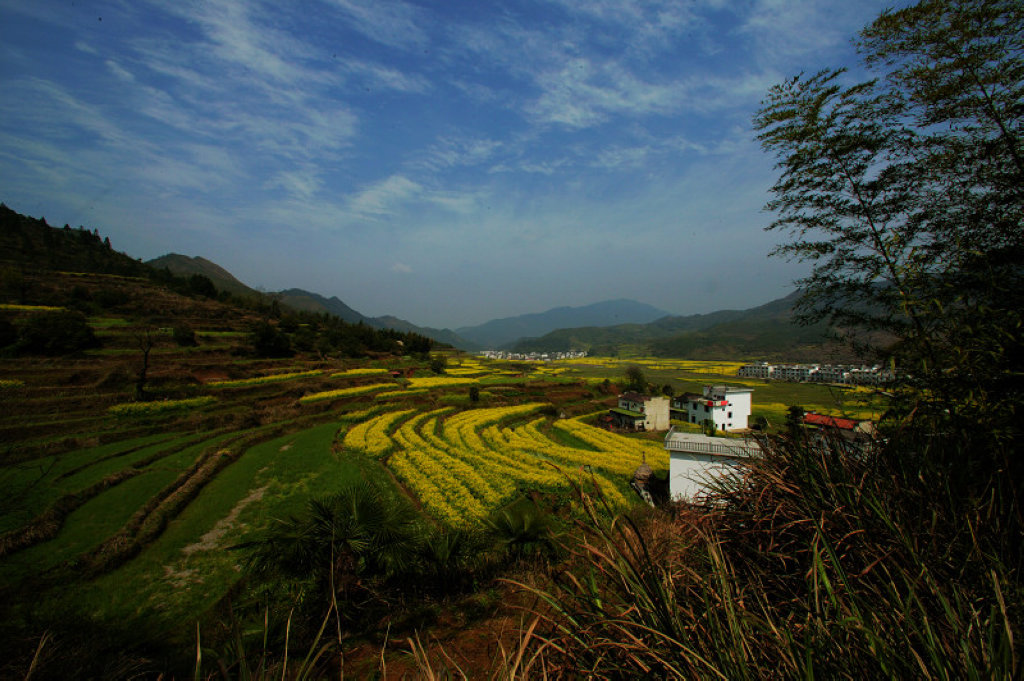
[671, 385, 752, 432]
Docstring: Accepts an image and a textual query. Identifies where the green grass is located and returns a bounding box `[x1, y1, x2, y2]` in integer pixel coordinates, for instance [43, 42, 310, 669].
[0, 434, 232, 580]
[61, 420, 395, 633]
[0, 433, 184, 532]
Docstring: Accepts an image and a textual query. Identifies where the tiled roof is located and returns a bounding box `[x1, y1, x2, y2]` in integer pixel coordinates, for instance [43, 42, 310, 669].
[803, 413, 859, 430]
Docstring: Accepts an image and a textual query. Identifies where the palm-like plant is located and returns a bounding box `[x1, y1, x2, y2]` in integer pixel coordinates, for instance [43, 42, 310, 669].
[238, 482, 420, 602]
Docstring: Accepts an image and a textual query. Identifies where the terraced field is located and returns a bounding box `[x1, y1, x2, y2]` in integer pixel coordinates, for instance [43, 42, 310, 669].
[0, 296, 884, 660]
[346, 404, 666, 526]
[0, 315, 667, 644]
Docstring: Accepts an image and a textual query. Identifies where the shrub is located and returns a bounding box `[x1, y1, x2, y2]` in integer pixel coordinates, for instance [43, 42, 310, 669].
[172, 323, 197, 347]
[15, 310, 100, 355]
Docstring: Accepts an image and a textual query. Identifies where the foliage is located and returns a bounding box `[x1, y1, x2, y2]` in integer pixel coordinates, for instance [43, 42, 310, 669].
[171, 323, 196, 347]
[484, 498, 556, 562]
[248, 321, 293, 358]
[623, 365, 646, 392]
[0, 317, 15, 348]
[753, 0, 1023, 442]
[14, 309, 100, 355]
[429, 354, 448, 374]
[503, 426, 1019, 679]
[241, 482, 420, 583]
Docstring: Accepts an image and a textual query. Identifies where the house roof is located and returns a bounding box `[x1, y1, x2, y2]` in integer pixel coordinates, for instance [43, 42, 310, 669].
[802, 413, 859, 430]
[610, 407, 645, 419]
[619, 391, 651, 402]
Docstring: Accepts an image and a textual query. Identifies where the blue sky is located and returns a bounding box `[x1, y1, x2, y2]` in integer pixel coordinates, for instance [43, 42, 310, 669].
[0, 0, 904, 329]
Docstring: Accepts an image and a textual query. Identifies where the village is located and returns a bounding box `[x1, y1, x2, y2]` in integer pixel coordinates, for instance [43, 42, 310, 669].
[605, 384, 877, 503]
[738, 361, 894, 384]
[479, 349, 588, 361]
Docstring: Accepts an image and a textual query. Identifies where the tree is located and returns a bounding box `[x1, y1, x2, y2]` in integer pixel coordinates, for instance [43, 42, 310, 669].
[172, 323, 197, 347]
[132, 323, 160, 400]
[623, 365, 646, 392]
[429, 354, 447, 374]
[753, 0, 1023, 438]
[248, 321, 293, 358]
[784, 405, 805, 439]
[15, 310, 100, 355]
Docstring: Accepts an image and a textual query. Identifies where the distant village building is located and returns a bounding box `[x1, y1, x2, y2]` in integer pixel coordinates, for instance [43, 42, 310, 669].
[737, 362, 893, 385]
[664, 428, 761, 500]
[670, 385, 753, 432]
[607, 392, 670, 432]
[479, 350, 587, 361]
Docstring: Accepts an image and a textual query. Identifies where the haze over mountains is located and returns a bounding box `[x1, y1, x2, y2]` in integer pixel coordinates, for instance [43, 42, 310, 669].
[147, 252, 840, 360]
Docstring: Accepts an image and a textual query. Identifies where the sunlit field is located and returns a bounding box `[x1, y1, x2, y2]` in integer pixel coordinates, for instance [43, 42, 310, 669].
[0, 340, 886, 665]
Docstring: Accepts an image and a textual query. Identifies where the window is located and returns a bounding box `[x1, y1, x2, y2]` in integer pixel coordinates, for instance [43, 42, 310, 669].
[728, 411, 732, 418]
[704, 405, 709, 412]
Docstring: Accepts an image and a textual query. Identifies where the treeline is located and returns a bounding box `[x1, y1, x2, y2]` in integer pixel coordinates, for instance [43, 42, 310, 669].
[0, 203, 441, 359]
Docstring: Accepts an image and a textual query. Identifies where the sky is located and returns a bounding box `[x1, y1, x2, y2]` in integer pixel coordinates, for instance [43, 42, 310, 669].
[0, 0, 906, 330]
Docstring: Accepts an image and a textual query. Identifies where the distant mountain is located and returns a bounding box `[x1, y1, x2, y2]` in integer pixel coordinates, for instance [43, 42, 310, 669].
[146, 254, 261, 299]
[270, 288, 366, 323]
[270, 288, 471, 348]
[456, 299, 672, 349]
[512, 292, 856, 362]
[367, 315, 470, 349]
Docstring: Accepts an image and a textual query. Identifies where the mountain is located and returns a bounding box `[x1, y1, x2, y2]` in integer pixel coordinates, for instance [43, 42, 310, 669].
[511, 292, 856, 362]
[145, 255, 469, 347]
[455, 299, 672, 349]
[270, 289, 472, 348]
[146, 253, 261, 299]
[270, 288, 366, 323]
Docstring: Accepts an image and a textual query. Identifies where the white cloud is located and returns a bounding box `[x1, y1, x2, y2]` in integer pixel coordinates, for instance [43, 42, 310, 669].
[347, 175, 423, 217]
[324, 0, 430, 49]
[342, 59, 430, 93]
[266, 169, 323, 200]
[391, 262, 412, 274]
[105, 60, 135, 82]
[416, 136, 503, 171]
[527, 57, 685, 128]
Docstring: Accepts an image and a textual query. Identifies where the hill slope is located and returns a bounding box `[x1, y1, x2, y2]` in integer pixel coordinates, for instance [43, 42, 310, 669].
[0, 203, 148, 277]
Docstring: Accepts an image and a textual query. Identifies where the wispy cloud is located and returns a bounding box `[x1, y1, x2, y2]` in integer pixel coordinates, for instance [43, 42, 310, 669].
[347, 175, 423, 217]
[415, 136, 503, 171]
[324, 0, 430, 49]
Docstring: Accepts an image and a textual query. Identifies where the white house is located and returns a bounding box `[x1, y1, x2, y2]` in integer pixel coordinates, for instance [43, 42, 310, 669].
[671, 385, 753, 432]
[664, 428, 761, 500]
[608, 391, 670, 431]
[737, 362, 773, 379]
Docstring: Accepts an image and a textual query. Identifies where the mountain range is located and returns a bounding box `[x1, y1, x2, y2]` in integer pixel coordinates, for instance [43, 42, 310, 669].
[147, 253, 844, 360]
[0, 201, 836, 359]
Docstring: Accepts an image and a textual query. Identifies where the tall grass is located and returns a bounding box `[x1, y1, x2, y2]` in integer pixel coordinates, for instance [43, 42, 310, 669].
[488, 427, 1020, 679]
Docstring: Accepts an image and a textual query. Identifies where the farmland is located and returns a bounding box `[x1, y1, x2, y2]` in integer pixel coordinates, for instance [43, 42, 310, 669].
[0, 273, 887, 673]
